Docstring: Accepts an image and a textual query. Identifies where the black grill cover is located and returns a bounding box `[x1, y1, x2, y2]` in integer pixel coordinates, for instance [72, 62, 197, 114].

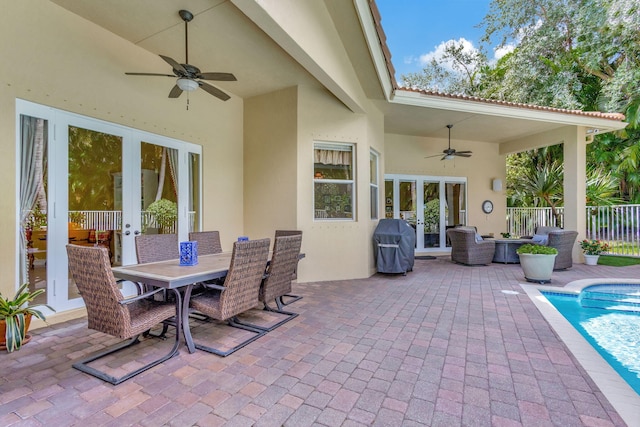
[373, 219, 416, 274]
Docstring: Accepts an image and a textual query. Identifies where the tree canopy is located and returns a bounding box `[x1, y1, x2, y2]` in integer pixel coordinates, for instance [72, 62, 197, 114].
[401, 0, 640, 204]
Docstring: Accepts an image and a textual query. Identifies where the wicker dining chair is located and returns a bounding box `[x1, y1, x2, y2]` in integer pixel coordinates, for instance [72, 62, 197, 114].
[66, 244, 181, 385]
[188, 231, 223, 255]
[259, 234, 303, 330]
[273, 229, 303, 305]
[189, 238, 270, 357]
[135, 233, 179, 264]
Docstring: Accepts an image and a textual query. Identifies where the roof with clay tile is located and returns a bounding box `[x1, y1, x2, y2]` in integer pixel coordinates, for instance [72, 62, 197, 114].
[369, 0, 625, 123]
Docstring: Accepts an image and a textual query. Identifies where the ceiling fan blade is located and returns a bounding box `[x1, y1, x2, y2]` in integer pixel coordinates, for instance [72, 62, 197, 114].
[168, 85, 183, 98]
[425, 154, 444, 158]
[125, 72, 175, 77]
[199, 81, 231, 101]
[198, 72, 237, 81]
[454, 153, 472, 157]
[160, 55, 187, 74]
[455, 150, 473, 154]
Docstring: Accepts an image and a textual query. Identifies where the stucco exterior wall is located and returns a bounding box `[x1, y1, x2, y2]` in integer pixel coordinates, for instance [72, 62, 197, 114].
[0, 1, 244, 299]
[243, 87, 299, 241]
[296, 85, 384, 281]
[242, 84, 385, 282]
[384, 133, 506, 237]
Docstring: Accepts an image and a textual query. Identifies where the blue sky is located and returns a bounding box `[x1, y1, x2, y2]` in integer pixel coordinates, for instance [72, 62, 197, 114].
[376, 0, 495, 81]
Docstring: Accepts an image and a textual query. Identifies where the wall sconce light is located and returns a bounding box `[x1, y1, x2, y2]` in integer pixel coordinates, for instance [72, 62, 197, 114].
[492, 178, 502, 192]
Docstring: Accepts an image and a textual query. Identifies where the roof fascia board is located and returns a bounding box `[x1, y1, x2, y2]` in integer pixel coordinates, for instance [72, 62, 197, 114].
[353, 0, 394, 101]
[231, 0, 365, 113]
[393, 90, 627, 133]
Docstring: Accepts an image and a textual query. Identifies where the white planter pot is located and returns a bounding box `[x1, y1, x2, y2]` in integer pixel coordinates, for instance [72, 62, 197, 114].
[518, 253, 557, 284]
[584, 254, 599, 265]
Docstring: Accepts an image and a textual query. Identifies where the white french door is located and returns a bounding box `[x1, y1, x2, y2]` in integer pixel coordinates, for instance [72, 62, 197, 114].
[17, 100, 201, 313]
[384, 174, 467, 253]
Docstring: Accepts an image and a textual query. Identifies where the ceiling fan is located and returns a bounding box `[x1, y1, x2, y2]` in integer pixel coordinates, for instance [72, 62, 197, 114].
[425, 124, 472, 160]
[125, 10, 236, 101]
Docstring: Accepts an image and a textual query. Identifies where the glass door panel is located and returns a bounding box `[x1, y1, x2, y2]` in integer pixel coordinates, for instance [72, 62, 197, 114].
[384, 180, 394, 218]
[399, 180, 419, 249]
[189, 153, 201, 232]
[20, 115, 49, 308]
[67, 125, 124, 304]
[139, 142, 177, 235]
[422, 182, 440, 248]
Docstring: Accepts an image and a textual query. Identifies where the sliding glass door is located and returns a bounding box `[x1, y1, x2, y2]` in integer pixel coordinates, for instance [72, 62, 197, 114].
[17, 100, 202, 313]
[384, 174, 467, 253]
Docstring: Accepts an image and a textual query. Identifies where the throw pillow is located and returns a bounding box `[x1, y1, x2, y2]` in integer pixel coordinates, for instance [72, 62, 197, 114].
[531, 234, 548, 245]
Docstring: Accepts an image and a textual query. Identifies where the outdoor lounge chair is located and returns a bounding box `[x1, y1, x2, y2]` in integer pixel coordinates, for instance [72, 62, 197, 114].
[189, 238, 270, 356]
[66, 244, 181, 385]
[537, 228, 578, 270]
[446, 227, 496, 265]
[259, 234, 303, 330]
[189, 231, 222, 255]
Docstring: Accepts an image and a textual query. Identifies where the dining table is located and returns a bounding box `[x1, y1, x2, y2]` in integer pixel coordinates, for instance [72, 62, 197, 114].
[111, 252, 234, 353]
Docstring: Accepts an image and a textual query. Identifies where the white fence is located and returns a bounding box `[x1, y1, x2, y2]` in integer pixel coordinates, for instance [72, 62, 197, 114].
[506, 205, 640, 257]
[69, 210, 196, 233]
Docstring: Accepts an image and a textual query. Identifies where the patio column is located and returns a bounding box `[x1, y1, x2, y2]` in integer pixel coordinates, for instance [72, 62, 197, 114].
[563, 126, 587, 262]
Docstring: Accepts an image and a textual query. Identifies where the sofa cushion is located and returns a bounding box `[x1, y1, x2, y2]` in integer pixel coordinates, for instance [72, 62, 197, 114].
[531, 234, 549, 245]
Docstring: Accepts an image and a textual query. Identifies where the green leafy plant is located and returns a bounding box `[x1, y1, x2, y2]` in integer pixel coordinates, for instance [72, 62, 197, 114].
[423, 199, 440, 233]
[517, 244, 558, 255]
[500, 232, 511, 238]
[68, 211, 86, 225]
[24, 205, 47, 230]
[0, 283, 54, 352]
[580, 239, 609, 256]
[146, 199, 178, 233]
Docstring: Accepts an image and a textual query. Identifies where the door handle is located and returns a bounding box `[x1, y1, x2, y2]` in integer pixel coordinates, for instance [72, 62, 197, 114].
[124, 230, 130, 236]
[134, 230, 141, 235]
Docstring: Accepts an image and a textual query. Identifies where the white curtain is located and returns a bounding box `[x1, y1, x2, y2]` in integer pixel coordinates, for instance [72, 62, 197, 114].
[19, 116, 46, 285]
[314, 149, 351, 166]
[168, 148, 179, 195]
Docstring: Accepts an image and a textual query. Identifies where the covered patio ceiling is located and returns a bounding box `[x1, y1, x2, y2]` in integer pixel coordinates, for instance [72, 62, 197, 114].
[50, 0, 626, 146]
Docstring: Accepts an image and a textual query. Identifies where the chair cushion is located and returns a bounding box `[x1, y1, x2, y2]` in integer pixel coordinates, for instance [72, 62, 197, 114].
[475, 233, 483, 242]
[531, 234, 549, 245]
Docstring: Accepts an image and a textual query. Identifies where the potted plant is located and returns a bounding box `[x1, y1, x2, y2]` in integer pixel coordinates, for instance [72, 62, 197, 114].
[516, 243, 558, 284]
[580, 239, 609, 265]
[0, 283, 53, 352]
[146, 199, 178, 234]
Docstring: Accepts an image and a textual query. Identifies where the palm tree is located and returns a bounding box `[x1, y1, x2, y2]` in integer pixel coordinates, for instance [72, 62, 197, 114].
[515, 161, 564, 225]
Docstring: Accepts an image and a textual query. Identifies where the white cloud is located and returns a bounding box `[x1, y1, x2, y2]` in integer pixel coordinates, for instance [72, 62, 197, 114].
[493, 43, 515, 61]
[417, 38, 478, 72]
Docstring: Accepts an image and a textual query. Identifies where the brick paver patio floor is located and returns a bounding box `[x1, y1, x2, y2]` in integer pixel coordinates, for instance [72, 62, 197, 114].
[2, 257, 638, 426]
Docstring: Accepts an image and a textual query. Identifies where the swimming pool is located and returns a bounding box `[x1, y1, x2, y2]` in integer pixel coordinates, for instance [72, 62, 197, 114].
[542, 286, 640, 393]
[520, 279, 640, 427]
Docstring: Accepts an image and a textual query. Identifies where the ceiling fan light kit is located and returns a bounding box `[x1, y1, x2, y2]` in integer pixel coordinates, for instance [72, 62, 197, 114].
[125, 9, 236, 102]
[177, 78, 198, 92]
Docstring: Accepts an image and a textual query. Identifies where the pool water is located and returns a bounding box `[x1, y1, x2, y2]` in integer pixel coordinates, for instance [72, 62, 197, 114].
[543, 285, 640, 394]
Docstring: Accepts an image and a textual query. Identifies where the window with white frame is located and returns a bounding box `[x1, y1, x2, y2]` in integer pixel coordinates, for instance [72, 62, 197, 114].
[370, 150, 379, 220]
[313, 142, 355, 220]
